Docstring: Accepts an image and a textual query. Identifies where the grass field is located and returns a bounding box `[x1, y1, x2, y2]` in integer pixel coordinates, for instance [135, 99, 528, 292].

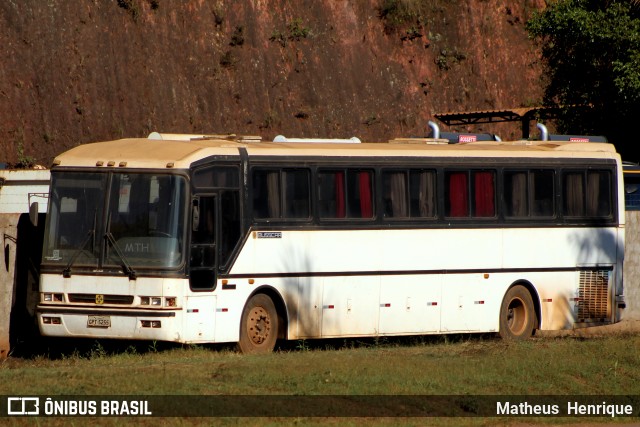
[1, 332, 639, 426]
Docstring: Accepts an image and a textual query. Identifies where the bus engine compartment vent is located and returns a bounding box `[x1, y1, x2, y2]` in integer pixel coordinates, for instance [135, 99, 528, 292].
[577, 270, 611, 322]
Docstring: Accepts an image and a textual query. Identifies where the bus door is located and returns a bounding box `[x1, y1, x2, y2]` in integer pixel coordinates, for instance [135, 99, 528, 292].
[184, 195, 217, 342]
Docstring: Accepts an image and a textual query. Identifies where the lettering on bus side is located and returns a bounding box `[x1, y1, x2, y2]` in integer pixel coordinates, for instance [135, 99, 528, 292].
[256, 232, 282, 239]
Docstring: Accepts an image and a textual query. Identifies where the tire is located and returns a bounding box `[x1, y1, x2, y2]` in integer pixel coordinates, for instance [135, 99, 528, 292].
[237, 294, 278, 354]
[499, 285, 536, 340]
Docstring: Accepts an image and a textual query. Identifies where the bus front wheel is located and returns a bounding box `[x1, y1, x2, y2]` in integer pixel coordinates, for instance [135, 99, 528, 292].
[499, 285, 536, 340]
[238, 294, 278, 354]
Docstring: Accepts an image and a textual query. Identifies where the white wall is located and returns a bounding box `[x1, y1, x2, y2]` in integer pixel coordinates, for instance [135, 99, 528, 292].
[623, 211, 640, 320]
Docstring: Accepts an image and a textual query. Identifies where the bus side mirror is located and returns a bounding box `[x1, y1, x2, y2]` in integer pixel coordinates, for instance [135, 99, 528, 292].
[29, 202, 39, 227]
[192, 198, 200, 232]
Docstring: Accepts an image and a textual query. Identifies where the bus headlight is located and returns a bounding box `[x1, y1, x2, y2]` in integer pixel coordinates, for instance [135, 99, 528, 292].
[140, 296, 177, 307]
[141, 320, 161, 328]
[43, 293, 64, 302]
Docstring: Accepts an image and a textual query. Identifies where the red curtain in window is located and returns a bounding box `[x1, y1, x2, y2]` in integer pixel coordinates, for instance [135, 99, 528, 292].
[474, 171, 495, 217]
[335, 171, 345, 218]
[449, 172, 468, 217]
[359, 172, 373, 218]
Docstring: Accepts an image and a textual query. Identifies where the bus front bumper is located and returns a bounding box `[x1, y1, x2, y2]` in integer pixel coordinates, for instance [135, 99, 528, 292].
[36, 305, 181, 341]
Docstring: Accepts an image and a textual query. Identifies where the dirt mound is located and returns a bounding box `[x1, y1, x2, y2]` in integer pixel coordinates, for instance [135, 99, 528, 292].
[0, 0, 544, 165]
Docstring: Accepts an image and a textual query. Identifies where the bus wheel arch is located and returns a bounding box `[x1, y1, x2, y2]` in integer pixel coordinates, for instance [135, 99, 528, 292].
[237, 287, 287, 354]
[498, 281, 539, 340]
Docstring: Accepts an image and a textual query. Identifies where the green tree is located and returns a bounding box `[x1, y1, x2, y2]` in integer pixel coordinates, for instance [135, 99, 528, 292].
[527, 0, 640, 161]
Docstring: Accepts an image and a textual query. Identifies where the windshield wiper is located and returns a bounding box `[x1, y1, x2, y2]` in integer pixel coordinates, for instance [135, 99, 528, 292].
[104, 232, 137, 280]
[62, 209, 97, 278]
[62, 230, 95, 278]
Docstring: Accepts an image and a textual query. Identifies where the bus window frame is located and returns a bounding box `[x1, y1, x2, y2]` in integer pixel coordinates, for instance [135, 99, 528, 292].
[503, 168, 557, 221]
[250, 167, 313, 223]
[316, 167, 376, 222]
[443, 168, 498, 220]
[561, 167, 615, 221]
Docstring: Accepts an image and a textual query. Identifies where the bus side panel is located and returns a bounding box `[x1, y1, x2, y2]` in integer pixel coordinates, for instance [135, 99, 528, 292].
[320, 275, 380, 337]
[295, 277, 322, 339]
[182, 295, 216, 343]
[440, 273, 501, 333]
[437, 229, 503, 333]
[378, 275, 441, 334]
[503, 227, 618, 329]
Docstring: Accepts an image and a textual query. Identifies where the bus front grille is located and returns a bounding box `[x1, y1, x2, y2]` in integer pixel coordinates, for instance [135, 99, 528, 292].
[68, 293, 134, 305]
[577, 270, 610, 322]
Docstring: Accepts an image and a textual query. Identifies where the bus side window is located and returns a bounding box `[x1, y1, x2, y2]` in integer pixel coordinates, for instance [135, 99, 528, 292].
[283, 170, 310, 218]
[445, 170, 495, 218]
[445, 171, 469, 217]
[382, 171, 408, 218]
[505, 169, 554, 218]
[382, 169, 436, 219]
[252, 170, 280, 219]
[409, 170, 436, 218]
[472, 171, 495, 217]
[219, 190, 241, 267]
[192, 197, 215, 245]
[318, 171, 345, 218]
[318, 170, 374, 219]
[252, 169, 310, 220]
[563, 171, 585, 216]
[193, 166, 239, 188]
[190, 196, 216, 290]
[504, 171, 528, 217]
[586, 170, 611, 217]
[531, 170, 555, 217]
[347, 170, 373, 218]
[563, 169, 612, 218]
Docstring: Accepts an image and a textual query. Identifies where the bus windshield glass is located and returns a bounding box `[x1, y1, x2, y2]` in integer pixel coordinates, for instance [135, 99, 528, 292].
[43, 171, 187, 271]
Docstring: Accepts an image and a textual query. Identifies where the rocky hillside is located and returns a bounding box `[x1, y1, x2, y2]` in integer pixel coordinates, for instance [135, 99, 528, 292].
[0, 0, 545, 166]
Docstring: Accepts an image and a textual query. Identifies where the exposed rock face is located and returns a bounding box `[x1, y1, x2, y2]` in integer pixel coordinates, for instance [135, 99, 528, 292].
[0, 0, 543, 165]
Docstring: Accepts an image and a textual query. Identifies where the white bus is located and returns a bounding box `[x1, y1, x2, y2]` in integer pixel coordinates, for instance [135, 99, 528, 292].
[37, 134, 625, 353]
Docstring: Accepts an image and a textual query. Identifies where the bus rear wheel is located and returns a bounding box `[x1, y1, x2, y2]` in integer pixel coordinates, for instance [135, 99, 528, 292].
[238, 294, 278, 354]
[499, 285, 536, 340]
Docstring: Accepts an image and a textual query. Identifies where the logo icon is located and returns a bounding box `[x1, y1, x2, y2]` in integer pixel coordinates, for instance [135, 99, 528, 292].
[95, 294, 104, 305]
[7, 397, 39, 415]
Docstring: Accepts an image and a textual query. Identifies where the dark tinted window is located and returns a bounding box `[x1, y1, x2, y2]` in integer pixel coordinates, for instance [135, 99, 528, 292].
[382, 169, 436, 219]
[193, 166, 239, 188]
[504, 170, 554, 218]
[318, 169, 374, 219]
[563, 170, 612, 218]
[252, 169, 310, 220]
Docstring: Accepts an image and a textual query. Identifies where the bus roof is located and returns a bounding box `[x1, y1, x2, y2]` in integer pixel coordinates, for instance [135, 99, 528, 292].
[52, 137, 620, 170]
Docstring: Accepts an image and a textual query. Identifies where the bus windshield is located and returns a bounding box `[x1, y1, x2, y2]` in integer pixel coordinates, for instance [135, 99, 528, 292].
[43, 171, 187, 272]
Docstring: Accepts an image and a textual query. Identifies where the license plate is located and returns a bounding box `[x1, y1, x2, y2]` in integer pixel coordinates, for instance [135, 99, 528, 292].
[87, 315, 111, 328]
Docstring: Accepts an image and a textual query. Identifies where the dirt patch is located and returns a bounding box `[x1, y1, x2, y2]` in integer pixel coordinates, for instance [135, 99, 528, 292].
[537, 319, 640, 338]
